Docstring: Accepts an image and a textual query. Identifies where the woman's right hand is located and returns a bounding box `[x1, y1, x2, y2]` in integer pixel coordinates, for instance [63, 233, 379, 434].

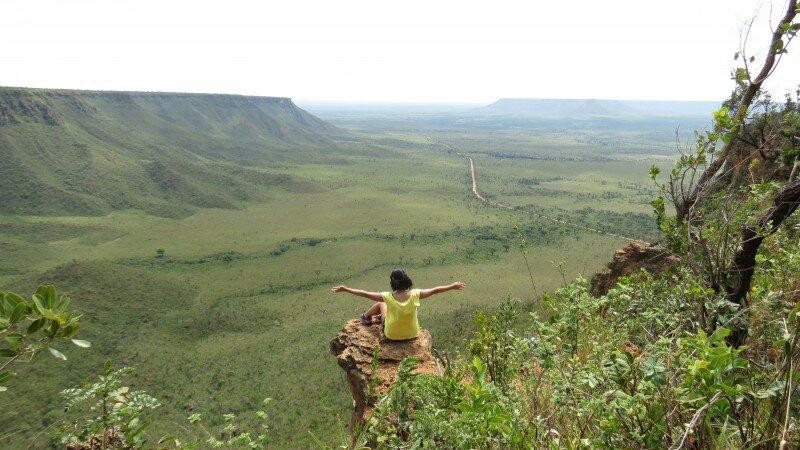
[331, 285, 348, 293]
[451, 282, 466, 290]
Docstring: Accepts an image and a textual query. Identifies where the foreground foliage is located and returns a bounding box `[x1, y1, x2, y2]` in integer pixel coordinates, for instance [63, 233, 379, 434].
[359, 228, 800, 448]
[0, 284, 89, 393]
[55, 363, 160, 448]
[54, 362, 274, 449]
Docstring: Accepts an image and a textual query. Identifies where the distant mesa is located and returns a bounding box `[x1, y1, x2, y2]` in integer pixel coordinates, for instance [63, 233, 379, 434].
[483, 98, 720, 118]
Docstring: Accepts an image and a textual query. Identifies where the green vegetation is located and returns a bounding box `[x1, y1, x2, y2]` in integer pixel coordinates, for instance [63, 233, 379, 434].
[360, 235, 800, 447]
[0, 88, 341, 217]
[360, 151, 800, 445]
[55, 364, 160, 449]
[54, 363, 276, 449]
[0, 85, 668, 447]
[2, 89, 796, 447]
[0, 284, 89, 394]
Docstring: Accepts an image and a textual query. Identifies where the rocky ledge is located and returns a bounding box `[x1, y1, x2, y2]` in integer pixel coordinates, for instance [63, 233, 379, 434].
[589, 241, 679, 297]
[330, 319, 440, 429]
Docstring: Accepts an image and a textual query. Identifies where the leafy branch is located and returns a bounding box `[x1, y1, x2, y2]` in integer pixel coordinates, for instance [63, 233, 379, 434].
[0, 285, 89, 393]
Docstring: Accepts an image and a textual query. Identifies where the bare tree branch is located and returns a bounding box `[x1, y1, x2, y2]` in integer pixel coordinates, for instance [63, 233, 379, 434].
[677, 0, 799, 221]
[670, 392, 723, 450]
[726, 179, 800, 345]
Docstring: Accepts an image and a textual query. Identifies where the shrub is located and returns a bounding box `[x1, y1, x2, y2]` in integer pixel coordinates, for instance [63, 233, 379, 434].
[55, 363, 160, 448]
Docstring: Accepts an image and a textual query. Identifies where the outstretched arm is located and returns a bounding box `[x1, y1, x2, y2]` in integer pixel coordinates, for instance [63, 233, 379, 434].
[331, 285, 383, 302]
[419, 282, 465, 300]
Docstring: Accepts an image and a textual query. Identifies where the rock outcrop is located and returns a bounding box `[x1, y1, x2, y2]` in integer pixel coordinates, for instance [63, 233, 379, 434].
[590, 241, 679, 297]
[330, 320, 440, 430]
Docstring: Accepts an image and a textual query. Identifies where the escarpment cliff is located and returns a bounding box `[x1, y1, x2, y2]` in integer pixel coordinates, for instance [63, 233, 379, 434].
[590, 241, 679, 297]
[0, 87, 344, 217]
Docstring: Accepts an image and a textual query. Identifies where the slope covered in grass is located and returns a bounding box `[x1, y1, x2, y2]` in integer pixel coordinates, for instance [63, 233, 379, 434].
[0, 88, 343, 217]
[0, 105, 667, 448]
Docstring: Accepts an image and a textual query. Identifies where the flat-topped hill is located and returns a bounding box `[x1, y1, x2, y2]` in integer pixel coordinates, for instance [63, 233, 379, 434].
[484, 98, 720, 118]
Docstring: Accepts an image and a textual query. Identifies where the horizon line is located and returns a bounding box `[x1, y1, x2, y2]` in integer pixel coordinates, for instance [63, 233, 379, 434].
[1, 84, 725, 105]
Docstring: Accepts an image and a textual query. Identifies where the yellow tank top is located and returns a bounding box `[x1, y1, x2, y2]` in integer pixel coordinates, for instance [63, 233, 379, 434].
[381, 289, 421, 340]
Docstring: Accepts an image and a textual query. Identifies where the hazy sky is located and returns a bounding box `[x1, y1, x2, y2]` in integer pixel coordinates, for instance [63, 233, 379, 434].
[4, 0, 799, 104]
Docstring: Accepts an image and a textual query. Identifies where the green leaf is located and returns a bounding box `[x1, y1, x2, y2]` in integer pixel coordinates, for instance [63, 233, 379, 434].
[31, 296, 45, 315]
[71, 339, 91, 348]
[43, 286, 56, 308]
[0, 348, 19, 357]
[735, 67, 748, 82]
[46, 320, 60, 339]
[4, 293, 24, 307]
[9, 303, 27, 324]
[48, 347, 66, 361]
[754, 380, 785, 399]
[27, 318, 45, 334]
[722, 132, 733, 145]
[648, 164, 660, 180]
[4, 334, 22, 350]
[0, 371, 10, 383]
[2, 293, 24, 317]
[64, 314, 83, 327]
[6, 292, 25, 305]
[712, 327, 731, 341]
[679, 395, 705, 404]
[774, 38, 785, 53]
[35, 284, 56, 309]
[713, 107, 732, 129]
[61, 324, 78, 338]
[42, 309, 59, 321]
[54, 295, 70, 313]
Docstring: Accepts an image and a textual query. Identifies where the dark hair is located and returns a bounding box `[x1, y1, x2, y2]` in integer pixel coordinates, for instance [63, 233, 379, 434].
[390, 268, 413, 291]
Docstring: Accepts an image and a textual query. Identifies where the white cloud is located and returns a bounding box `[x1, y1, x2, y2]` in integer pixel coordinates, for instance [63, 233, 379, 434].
[3, 0, 798, 103]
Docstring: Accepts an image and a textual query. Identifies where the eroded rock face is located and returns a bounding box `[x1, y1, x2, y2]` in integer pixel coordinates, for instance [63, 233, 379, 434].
[590, 241, 679, 297]
[330, 319, 440, 429]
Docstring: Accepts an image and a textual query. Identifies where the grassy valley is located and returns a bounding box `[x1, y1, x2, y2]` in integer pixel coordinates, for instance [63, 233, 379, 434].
[2, 88, 690, 448]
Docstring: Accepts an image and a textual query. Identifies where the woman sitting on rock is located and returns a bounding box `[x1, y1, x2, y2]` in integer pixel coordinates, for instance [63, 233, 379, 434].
[331, 268, 466, 340]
